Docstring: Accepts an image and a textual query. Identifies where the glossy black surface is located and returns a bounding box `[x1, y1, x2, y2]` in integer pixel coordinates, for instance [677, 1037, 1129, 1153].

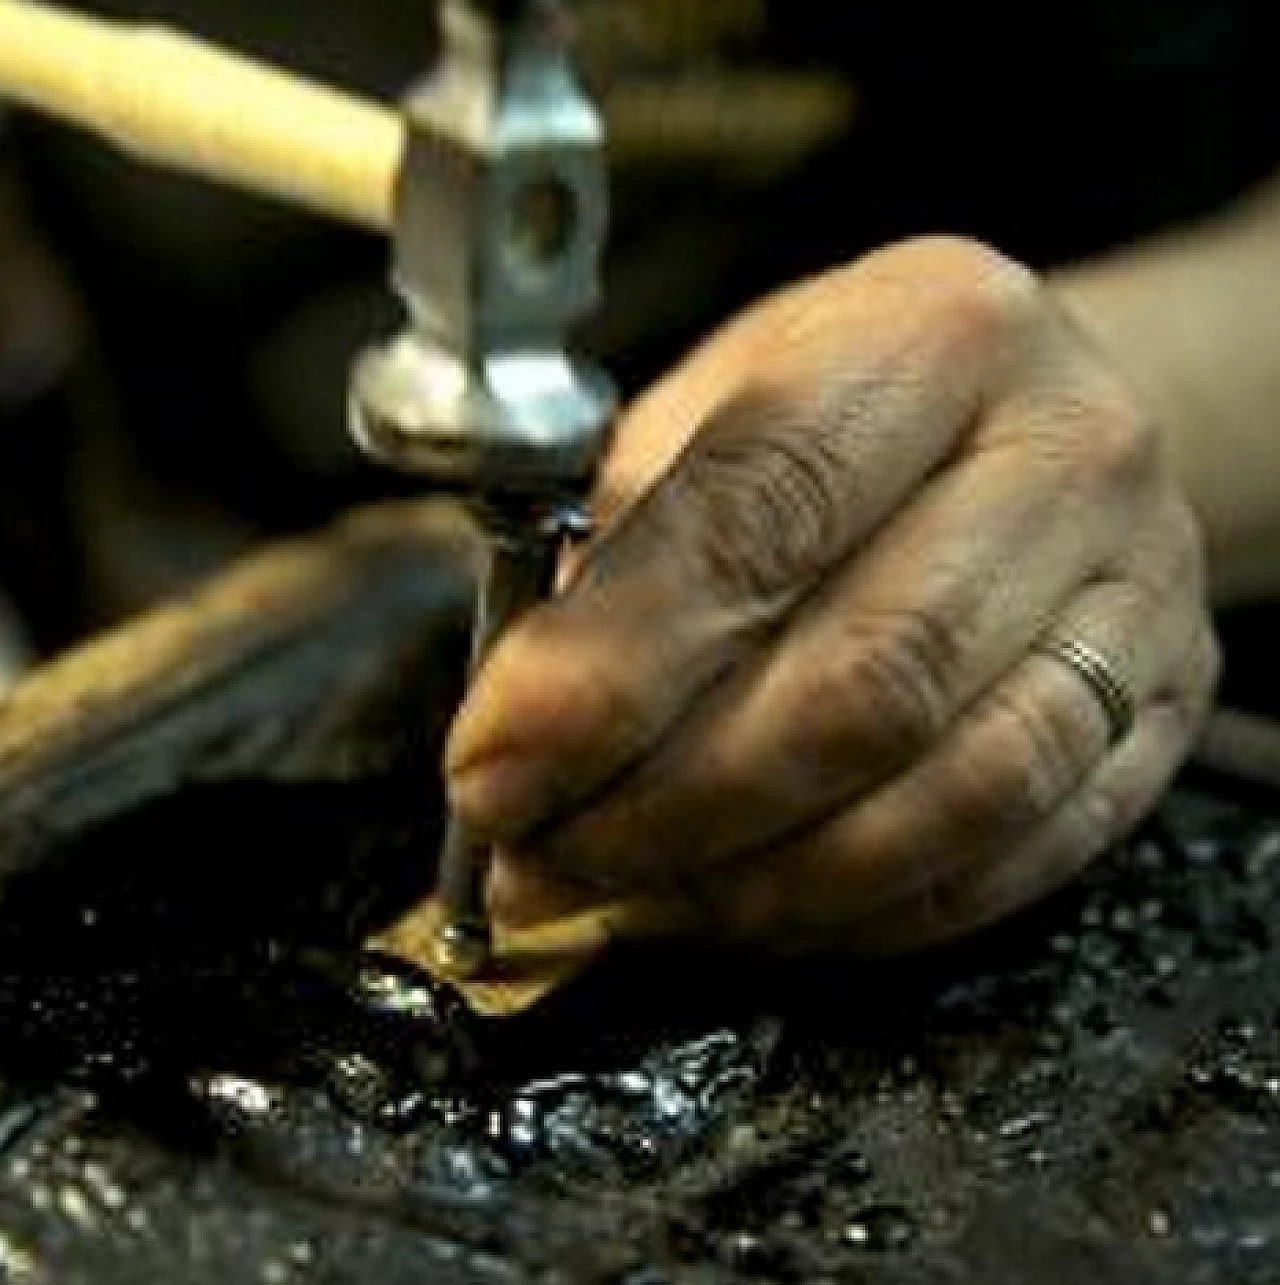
[0, 779, 1275, 1282]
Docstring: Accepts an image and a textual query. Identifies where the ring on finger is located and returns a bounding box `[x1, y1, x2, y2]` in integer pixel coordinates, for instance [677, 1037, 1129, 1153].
[1032, 633, 1136, 747]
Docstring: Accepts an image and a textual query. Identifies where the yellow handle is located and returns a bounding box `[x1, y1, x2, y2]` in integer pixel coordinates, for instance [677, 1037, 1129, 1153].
[0, 0, 402, 231]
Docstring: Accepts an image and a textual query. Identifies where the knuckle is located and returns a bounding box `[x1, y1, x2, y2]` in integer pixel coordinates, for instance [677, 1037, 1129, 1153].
[955, 684, 1093, 832]
[1096, 404, 1159, 493]
[567, 658, 670, 782]
[1112, 495, 1208, 632]
[1148, 603, 1219, 725]
[1153, 495, 1206, 592]
[678, 389, 848, 601]
[895, 236, 1042, 342]
[1124, 563, 1174, 632]
[1171, 627, 1222, 723]
[1081, 785, 1124, 847]
[1174, 501, 1210, 600]
[1087, 775, 1148, 850]
[1053, 378, 1158, 498]
[1200, 627, 1224, 699]
[826, 606, 963, 769]
[589, 665, 646, 745]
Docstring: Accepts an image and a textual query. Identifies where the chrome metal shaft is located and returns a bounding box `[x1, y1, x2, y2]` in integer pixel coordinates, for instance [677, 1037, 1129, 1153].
[433, 508, 568, 977]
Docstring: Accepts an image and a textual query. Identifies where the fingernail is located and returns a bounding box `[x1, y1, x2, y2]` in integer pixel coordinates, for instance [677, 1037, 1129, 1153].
[449, 755, 549, 840]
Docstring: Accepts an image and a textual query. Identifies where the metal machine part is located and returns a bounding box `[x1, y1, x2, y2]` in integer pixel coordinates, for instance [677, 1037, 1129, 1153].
[350, 0, 614, 977]
[431, 500, 589, 976]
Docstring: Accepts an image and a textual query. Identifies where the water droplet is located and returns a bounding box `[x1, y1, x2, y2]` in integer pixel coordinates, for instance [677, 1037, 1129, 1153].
[287, 1240, 316, 1266]
[841, 1205, 916, 1253]
[57, 1186, 95, 1230]
[81, 1161, 126, 1212]
[193, 1073, 284, 1133]
[124, 1206, 151, 1236]
[997, 1107, 1054, 1141]
[723, 1231, 776, 1273]
[0, 1233, 35, 1280]
[323, 1049, 430, 1131]
[352, 958, 443, 1025]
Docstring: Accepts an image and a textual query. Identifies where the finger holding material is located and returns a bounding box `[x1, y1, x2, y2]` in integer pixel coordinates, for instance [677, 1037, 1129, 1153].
[707, 560, 1215, 950]
[446, 251, 1031, 846]
[523, 435, 1147, 886]
[843, 681, 1216, 956]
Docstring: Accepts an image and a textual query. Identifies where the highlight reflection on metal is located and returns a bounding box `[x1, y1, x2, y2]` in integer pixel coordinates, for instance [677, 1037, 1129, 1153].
[349, 0, 614, 976]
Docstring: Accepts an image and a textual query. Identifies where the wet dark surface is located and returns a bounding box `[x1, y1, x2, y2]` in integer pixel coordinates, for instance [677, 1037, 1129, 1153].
[0, 776, 1277, 1282]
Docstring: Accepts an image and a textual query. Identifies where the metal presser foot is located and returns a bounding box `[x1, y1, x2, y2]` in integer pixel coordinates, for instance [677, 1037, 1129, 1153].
[349, 0, 614, 979]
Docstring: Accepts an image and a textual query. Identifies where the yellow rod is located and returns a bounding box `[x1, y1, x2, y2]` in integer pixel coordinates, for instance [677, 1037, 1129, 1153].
[0, 0, 402, 231]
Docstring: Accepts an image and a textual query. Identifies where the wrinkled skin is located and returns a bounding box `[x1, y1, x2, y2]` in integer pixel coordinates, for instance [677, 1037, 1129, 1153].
[446, 237, 1219, 956]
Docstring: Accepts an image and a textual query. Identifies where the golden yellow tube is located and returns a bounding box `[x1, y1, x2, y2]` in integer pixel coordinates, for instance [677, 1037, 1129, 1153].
[0, 0, 401, 231]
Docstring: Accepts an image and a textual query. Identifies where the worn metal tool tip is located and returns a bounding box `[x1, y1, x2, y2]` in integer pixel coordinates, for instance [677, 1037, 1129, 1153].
[432, 919, 493, 981]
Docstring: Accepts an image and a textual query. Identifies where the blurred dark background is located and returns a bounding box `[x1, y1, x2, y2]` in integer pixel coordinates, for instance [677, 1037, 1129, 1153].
[0, 0, 1276, 685]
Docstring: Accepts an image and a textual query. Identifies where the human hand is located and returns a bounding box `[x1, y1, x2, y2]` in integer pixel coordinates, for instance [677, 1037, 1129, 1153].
[445, 236, 1218, 956]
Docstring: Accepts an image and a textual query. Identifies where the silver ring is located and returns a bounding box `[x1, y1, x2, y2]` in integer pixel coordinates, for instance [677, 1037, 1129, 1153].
[1035, 635, 1136, 746]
